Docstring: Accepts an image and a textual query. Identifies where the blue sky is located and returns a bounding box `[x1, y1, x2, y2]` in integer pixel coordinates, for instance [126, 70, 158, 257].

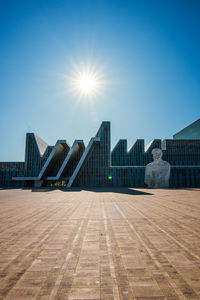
[0, 0, 200, 161]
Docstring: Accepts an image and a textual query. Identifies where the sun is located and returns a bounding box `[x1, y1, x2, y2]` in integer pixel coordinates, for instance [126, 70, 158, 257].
[67, 63, 105, 99]
[77, 73, 97, 95]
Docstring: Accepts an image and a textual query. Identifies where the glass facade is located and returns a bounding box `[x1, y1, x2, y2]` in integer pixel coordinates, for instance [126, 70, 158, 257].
[0, 122, 200, 188]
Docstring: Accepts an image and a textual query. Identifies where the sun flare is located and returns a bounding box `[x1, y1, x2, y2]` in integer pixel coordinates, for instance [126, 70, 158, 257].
[67, 63, 105, 99]
[77, 73, 97, 95]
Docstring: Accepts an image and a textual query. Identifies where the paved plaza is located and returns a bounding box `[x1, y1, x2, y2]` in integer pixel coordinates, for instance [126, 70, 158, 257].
[0, 188, 200, 300]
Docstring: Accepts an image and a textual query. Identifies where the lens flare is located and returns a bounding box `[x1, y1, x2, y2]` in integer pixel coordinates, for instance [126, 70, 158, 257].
[66, 62, 105, 100]
[77, 73, 96, 95]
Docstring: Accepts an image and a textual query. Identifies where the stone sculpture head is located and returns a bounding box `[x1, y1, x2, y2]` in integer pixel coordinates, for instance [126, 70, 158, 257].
[152, 148, 162, 161]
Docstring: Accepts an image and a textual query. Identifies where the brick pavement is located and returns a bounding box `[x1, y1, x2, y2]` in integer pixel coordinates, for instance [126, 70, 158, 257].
[0, 188, 200, 300]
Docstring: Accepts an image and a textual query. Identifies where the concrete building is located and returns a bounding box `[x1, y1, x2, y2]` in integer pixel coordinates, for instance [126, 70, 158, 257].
[0, 121, 200, 188]
[173, 118, 200, 139]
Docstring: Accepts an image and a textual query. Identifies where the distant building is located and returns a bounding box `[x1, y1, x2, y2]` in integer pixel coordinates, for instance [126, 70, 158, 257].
[0, 121, 200, 188]
[173, 119, 200, 139]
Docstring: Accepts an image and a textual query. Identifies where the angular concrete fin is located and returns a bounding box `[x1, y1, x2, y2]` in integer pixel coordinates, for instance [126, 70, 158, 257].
[67, 137, 100, 188]
[47, 140, 85, 180]
[38, 140, 70, 179]
[34, 134, 48, 156]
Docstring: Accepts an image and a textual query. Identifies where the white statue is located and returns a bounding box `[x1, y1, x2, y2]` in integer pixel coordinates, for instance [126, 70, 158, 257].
[145, 148, 170, 188]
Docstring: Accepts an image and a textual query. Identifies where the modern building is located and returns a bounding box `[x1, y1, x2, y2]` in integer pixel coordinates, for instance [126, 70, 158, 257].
[0, 121, 200, 188]
[173, 118, 200, 139]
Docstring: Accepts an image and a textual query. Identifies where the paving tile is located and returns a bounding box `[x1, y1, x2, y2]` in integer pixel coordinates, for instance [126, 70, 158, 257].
[68, 287, 100, 299]
[0, 188, 200, 300]
[6, 287, 40, 300]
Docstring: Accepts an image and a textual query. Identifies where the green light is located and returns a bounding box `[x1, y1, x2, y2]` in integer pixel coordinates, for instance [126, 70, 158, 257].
[108, 175, 112, 180]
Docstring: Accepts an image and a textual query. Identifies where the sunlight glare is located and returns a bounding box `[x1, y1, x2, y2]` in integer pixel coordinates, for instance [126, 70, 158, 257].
[67, 63, 105, 100]
[78, 73, 96, 94]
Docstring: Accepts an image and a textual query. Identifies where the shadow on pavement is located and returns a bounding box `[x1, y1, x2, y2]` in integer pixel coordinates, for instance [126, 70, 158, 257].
[22, 187, 153, 195]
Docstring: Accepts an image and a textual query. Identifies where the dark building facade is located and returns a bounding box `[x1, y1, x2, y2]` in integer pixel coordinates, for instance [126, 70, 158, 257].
[0, 162, 24, 188]
[0, 121, 200, 188]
